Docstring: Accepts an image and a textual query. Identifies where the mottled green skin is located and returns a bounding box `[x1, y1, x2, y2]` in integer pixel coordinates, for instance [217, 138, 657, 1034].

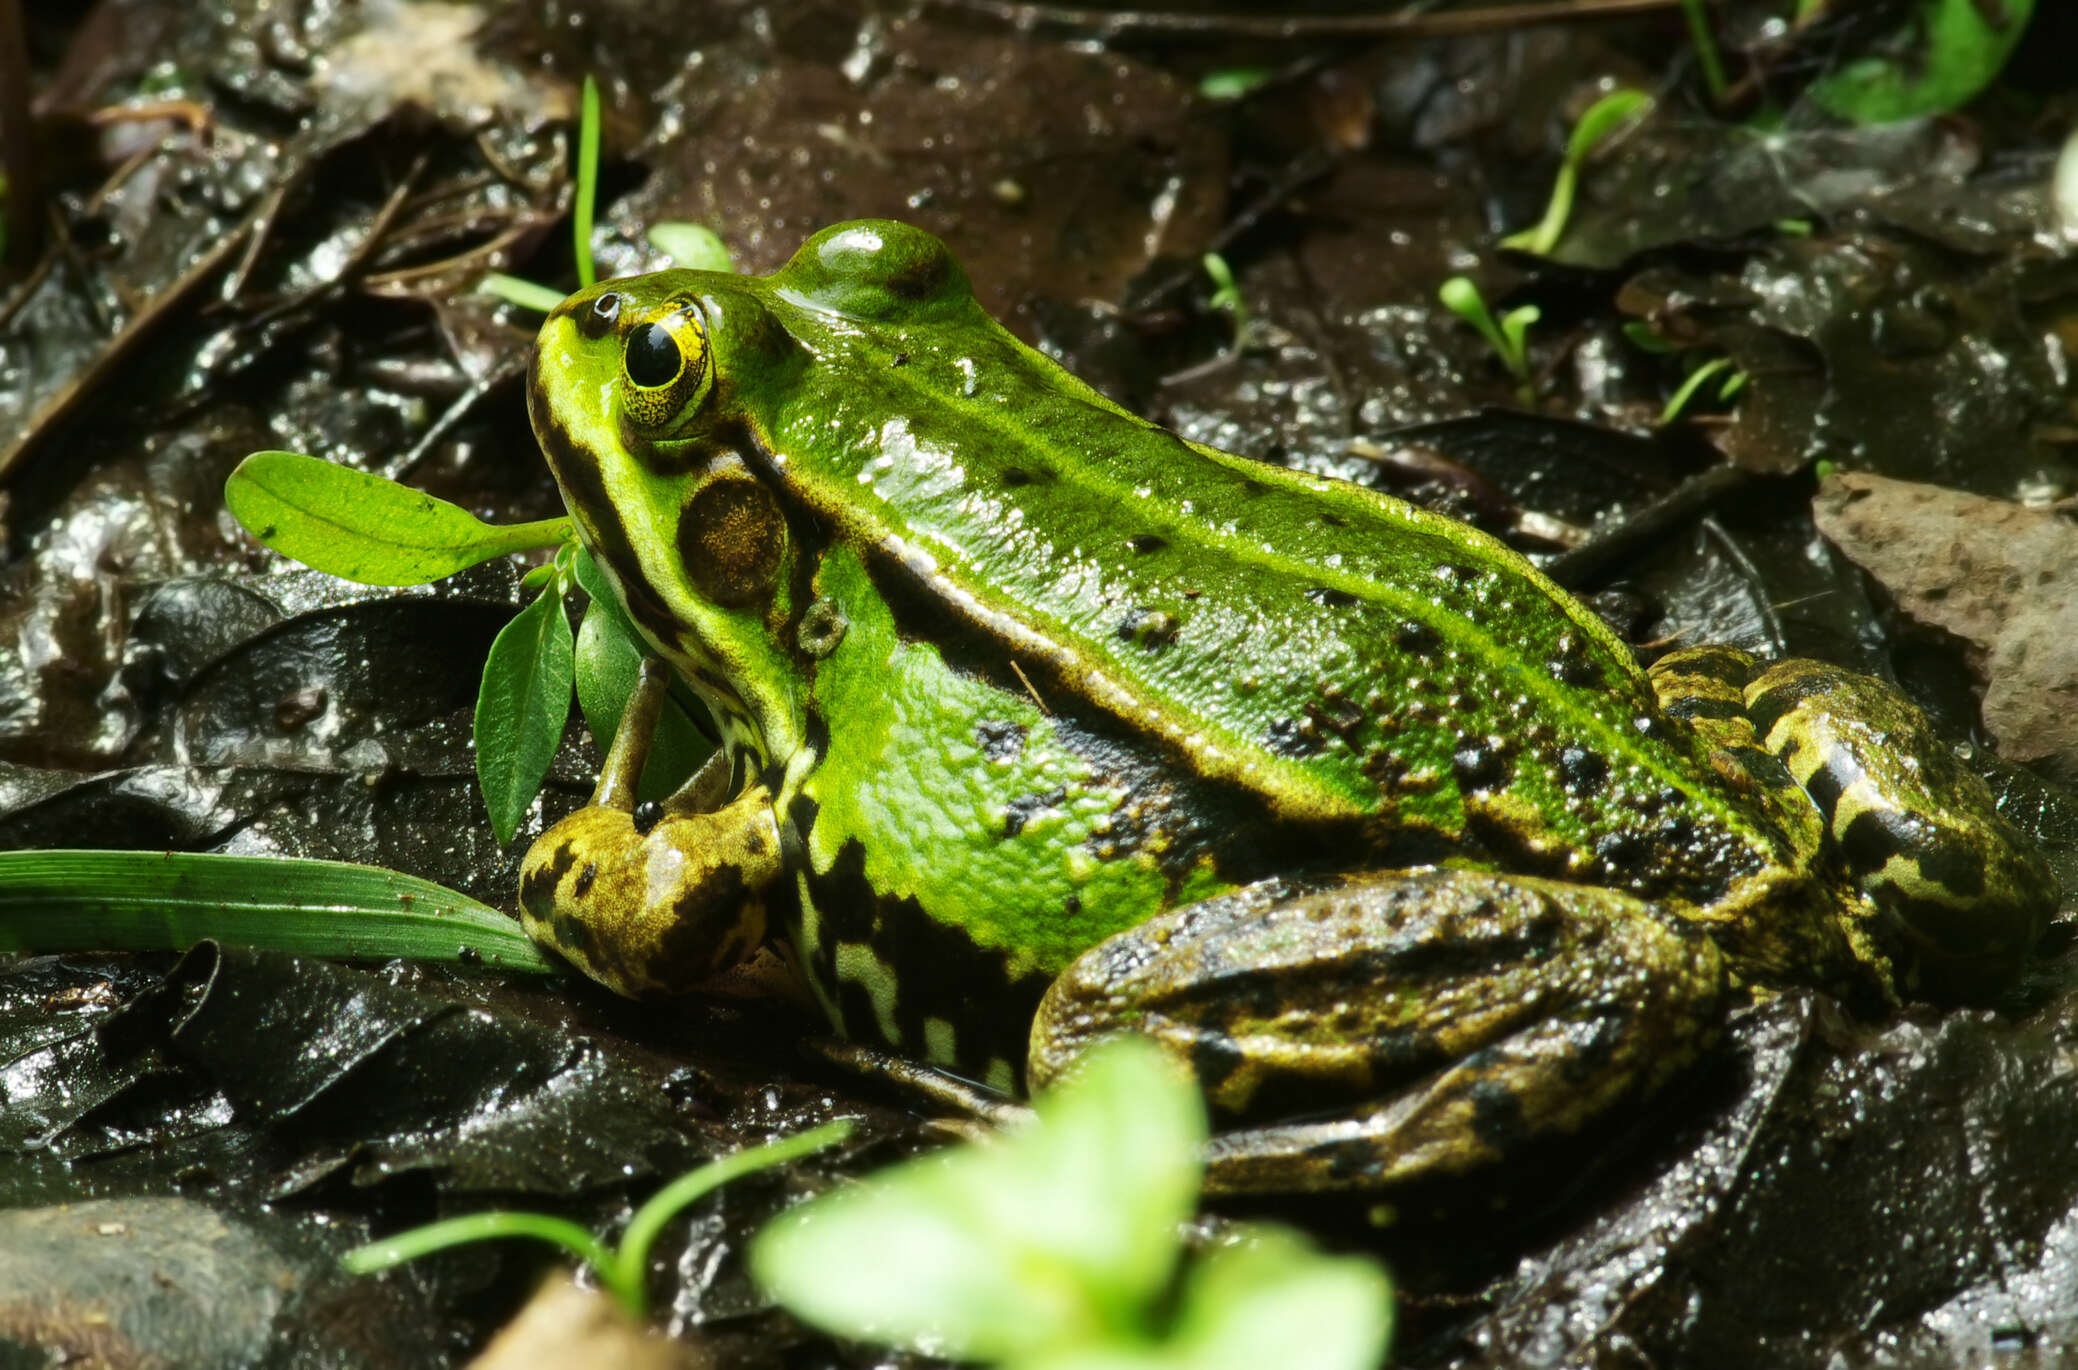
[521, 219, 2057, 1158]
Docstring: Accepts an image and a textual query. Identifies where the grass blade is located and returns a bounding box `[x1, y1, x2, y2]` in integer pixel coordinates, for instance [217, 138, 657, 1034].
[0, 850, 557, 973]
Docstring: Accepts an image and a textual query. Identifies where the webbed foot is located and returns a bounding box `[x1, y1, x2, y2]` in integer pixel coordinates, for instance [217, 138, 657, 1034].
[518, 659, 782, 996]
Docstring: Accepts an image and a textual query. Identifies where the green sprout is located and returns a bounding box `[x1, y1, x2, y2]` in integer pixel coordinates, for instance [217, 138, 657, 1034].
[1658, 355, 1747, 425]
[1621, 325, 1749, 426]
[343, 1121, 852, 1321]
[1680, 0, 1730, 104]
[574, 74, 601, 288]
[1500, 88, 1652, 259]
[1439, 276, 1539, 405]
[1202, 251, 1251, 348]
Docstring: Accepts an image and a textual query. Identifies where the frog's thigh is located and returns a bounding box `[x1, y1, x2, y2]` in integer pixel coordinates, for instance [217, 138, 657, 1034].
[1745, 659, 2059, 996]
[1030, 869, 1727, 1196]
[519, 789, 783, 998]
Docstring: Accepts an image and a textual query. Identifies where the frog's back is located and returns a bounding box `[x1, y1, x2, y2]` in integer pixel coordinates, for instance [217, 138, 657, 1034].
[749, 222, 1784, 906]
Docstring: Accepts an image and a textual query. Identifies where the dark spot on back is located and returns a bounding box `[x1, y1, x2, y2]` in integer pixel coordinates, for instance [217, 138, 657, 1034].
[1801, 759, 1848, 824]
[1915, 829, 1988, 897]
[1265, 716, 1325, 758]
[1469, 1076, 1528, 1150]
[1394, 620, 1439, 654]
[1004, 787, 1066, 838]
[1453, 742, 1511, 791]
[1559, 746, 1608, 796]
[976, 720, 1027, 762]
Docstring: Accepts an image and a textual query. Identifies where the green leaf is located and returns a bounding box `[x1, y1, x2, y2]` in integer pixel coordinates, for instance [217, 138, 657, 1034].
[1197, 66, 1273, 101]
[1499, 305, 1541, 367]
[1810, 0, 2035, 124]
[1026, 1227, 1392, 1370]
[752, 1038, 1206, 1363]
[476, 581, 576, 845]
[0, 850, 556, 973]
[646, 222, 733, 272]
[477, 272, 569, 314]
[226, 452, 568, 586]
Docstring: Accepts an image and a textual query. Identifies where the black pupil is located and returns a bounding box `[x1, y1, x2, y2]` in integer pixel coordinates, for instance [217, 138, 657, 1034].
[625, 323, 682, 388]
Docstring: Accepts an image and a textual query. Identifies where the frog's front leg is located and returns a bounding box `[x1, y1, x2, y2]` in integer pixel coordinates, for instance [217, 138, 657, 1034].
[1031, 870, 1728, 1197]
[519, 659, 783, 997]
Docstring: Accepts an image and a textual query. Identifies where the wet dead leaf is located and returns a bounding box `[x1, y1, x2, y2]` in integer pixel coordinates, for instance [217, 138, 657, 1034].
[1813, 471, 2078, 783]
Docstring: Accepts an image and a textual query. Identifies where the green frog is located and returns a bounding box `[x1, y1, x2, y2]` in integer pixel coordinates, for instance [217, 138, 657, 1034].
[518, 219, 2058, 1194]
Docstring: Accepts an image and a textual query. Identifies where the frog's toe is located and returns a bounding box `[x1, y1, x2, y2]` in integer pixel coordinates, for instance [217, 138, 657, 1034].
[518, 790, 783, 997]
[1030, 868, 1727, 1196]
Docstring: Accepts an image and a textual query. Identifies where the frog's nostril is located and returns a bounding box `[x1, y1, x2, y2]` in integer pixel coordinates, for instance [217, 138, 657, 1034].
[581, 292, 622, 339]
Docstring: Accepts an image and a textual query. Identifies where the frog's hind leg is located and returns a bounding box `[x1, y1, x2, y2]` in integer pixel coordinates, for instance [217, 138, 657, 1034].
[519, 659, 784, 997]
[1030, 869, 1728, 1197]
[1742, 657, 2058, 998]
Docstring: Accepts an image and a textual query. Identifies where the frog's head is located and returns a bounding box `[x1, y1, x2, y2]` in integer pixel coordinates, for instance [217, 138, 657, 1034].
[527, 222, 984, 767]
[528, 260, 813, 767]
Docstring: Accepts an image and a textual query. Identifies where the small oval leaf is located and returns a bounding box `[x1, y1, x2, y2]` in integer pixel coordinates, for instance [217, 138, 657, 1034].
[476, 583, 576, 845]
[226, 451, 568, 586]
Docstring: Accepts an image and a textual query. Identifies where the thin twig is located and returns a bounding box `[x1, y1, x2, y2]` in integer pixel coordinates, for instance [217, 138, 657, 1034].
[225, 182, 290, 301]
[927, 0, 1696, 39]
[0, 238, 56, 331]
[1543, 461, 1754, 590]
[383, 355, 527, 483]
[241, 150, 430, 333]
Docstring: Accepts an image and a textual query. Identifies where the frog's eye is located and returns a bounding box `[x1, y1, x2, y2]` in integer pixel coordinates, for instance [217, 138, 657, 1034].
[619, 306, 711, 429]
[625, 323, 681, 387]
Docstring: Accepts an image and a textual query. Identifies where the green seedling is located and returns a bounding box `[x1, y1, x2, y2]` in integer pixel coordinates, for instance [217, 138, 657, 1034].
[574, 74, 600, 287]
[1202, 251, 1251, 348]
[344, 1121, 853, 1321]
[754, 1038, 1393, 1369]
[1439, 276, 1539, 405]
[1658, 355, 1747, 425]
[1501, 88, 1651, 259]
[646, 221, 732, 271]
[1621, 325, 1748, 426]
[1680, 0, 1730, 104]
